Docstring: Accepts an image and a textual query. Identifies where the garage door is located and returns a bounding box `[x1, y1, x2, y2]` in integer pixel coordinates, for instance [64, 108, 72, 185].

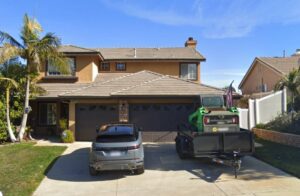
[129, 104, 195, 131]
[75, 104, 118, 141]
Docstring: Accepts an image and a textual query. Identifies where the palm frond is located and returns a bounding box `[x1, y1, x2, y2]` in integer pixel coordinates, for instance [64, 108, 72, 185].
[31, 32, 69, 74]
[275, 68, 300, 95]
[21, 14, 42, 46]
[0, 43, 22, 64]
[0, 31, 24, 48]
[0, 76, 18, 88]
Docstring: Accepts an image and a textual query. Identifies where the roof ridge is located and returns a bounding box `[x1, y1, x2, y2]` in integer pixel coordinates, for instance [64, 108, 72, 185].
[59, 71, 147, 96]
[111, 74, 166, 95]
[256, 57, 285, 74]
[91, 47, 191, 49]
[62, 44, 98, 53]
[111, 70, 225, 95]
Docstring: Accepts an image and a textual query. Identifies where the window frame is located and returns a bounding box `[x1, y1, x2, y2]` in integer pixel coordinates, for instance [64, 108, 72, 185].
[46, 56, 76, 76]
[115, 62, 126, 71]
[100, 62, 110, 71]
[179, 62, 198, 81]
[38, 102, 57, 126]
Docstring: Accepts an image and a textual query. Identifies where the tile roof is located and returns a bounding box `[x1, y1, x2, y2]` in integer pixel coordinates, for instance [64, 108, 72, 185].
[36, 83, 89, 98]
[94, 47, 205, 60]
[37, 71, 225, 98]
[258, 56, 300, 74]
[58, 45, 98, 54]
[57, 45, 205, 60]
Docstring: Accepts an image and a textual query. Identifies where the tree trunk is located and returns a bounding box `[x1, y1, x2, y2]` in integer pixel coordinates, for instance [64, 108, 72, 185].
[18, 76, 30, 141]
[6, 87, 17, 142]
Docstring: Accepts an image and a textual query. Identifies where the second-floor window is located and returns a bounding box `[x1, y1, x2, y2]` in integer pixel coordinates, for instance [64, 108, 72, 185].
[47, 57, 76, 76]
[100, 62, 110, 71]
[180, 63, 197, 80]
[116, 63, 126, 71]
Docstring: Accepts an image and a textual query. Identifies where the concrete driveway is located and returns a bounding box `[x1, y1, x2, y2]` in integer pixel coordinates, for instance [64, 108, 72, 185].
[34, 142, 300, 196]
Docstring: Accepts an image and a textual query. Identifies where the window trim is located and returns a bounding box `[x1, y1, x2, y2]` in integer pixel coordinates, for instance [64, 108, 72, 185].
[38, 102, 57, 126]
[100, 62, 110, 71]
[179, 62, 198, 81]
[115, 62, 126, 71]
[46, 56, 76, 76]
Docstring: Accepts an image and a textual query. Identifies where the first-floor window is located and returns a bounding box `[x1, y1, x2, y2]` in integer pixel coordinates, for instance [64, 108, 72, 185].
[39, 103, 57, 125]
[180, 63, 197, 80]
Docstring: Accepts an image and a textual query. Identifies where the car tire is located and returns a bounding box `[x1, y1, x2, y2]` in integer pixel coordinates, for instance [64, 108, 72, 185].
[89, 166, 98, 176]
[134, 165, 144, 175]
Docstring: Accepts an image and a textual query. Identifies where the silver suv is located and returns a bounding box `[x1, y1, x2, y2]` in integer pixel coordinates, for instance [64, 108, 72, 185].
[89, 124, 144, 175]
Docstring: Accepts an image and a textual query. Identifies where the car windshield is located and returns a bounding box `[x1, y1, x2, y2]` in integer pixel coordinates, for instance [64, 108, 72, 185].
[96, 125, 137, 143]
[202, 96, 224, 108]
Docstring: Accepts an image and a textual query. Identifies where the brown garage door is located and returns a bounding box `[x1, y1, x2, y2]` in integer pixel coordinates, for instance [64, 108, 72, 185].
[129, 104, 194, 131]
[75, 104, 118, 141]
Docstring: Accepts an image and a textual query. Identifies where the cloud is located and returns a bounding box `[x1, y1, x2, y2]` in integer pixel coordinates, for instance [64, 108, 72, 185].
[99, 0, 300, 38]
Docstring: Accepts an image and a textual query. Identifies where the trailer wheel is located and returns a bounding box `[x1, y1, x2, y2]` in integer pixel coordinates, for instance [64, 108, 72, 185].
[176, 137, 190, 159]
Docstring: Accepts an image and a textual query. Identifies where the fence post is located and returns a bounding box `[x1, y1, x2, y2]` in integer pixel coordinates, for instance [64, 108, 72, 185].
[282, 87, 287, 113]
[248, 99, 256, 129]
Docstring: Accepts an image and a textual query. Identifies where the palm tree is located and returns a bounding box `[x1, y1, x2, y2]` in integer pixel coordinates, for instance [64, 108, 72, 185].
[274, 68, 300, 120]
[0, 14, 68, 141]
[0, 76, 18, 142]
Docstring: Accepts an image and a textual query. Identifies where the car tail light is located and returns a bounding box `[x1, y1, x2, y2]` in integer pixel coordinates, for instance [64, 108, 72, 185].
[232, 116, 239, 124]
[203, 116, 210, 125]
[127, 143, 141, 150]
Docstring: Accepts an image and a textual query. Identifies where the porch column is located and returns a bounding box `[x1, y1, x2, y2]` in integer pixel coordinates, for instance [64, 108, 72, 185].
[69, 101, 76, 134]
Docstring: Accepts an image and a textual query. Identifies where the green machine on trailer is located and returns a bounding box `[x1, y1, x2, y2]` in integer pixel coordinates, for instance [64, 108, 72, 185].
[175, 95, 254, 178]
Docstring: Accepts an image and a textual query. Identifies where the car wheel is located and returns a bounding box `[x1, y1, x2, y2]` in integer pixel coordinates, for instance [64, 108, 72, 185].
[134, 165, 144, 175]
[89, 166, 98, 176]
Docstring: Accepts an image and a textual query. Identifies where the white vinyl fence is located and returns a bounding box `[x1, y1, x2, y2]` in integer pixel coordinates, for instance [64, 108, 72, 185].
[238, 88, 287, 130]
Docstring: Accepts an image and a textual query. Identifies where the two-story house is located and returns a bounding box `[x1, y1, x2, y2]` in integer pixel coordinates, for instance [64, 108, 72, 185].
[30, 37, 224, 142]
[239, 50, 300, 96]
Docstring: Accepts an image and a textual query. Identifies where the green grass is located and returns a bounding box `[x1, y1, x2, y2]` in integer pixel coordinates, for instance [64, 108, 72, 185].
[0, 142, 66, 196]
[255, 138, 300, 178]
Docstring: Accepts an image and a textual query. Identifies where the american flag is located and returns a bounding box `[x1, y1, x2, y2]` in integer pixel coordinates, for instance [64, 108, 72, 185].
[226, 80, 234, 108]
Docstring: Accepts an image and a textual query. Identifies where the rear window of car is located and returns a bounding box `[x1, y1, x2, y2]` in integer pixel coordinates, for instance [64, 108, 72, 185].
[96, 125, 138, 143]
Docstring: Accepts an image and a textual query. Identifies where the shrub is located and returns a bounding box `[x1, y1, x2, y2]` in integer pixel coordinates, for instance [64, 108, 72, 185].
[237, 97, 249, 108]
[59, 119, 68, 131]
[260, 113, 300, 135]
[61, 130, 74, 143]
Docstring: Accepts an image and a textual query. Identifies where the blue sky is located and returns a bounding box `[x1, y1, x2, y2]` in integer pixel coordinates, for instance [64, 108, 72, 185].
[1, 0, 300, 90]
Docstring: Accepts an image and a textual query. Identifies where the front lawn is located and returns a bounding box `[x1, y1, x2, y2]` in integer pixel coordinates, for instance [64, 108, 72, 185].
[0, 142, 66, 196]
[255, 138, 300, 178]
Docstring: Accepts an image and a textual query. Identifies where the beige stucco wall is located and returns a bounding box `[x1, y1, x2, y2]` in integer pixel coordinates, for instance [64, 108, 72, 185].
[38, 55, 100, 83]
[240, 61, 282, 95]
[38, 56, 201, 82]
[100, 61, 201, 82]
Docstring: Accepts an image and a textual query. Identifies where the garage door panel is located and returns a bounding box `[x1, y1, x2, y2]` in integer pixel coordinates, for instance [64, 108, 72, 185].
[75, 104, 118, 141]
[130, 104, 194, 131]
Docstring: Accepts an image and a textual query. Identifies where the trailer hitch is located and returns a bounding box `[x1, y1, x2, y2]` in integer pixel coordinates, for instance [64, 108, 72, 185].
[211, 151, 241, 179]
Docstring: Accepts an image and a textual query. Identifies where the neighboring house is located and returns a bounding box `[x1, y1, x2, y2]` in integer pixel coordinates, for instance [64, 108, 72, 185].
[239, 51, 300, 96]
[29, 37, 225, 141]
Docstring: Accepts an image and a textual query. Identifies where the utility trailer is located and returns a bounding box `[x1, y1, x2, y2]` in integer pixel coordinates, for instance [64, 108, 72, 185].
[175, 95, 255, 178]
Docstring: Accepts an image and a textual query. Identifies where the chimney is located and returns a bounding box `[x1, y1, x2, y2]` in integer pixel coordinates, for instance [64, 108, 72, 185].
[292, 49, 300, 56]
[185, 37, 197, 48]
